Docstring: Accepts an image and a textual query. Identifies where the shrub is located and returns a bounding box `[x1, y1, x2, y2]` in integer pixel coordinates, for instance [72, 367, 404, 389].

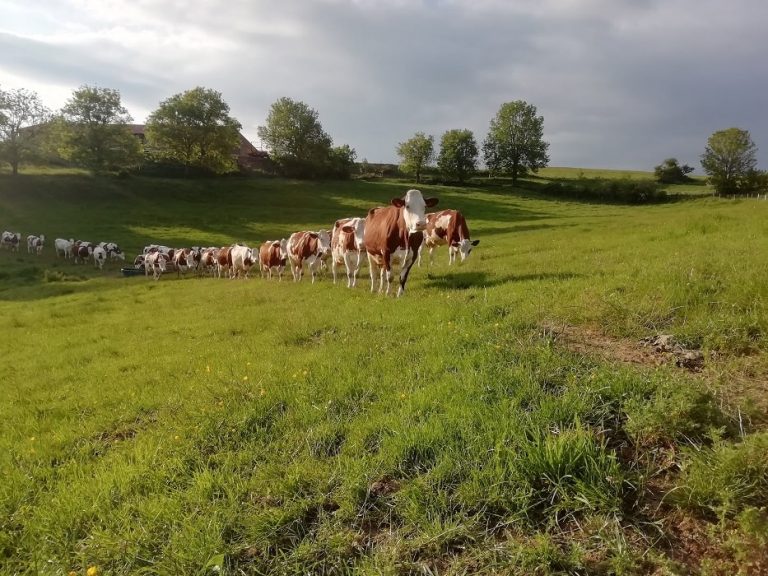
[541, 178, 666, 204]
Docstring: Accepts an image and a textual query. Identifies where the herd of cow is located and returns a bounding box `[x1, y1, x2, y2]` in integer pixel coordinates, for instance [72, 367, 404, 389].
[1, 189, 479, 296]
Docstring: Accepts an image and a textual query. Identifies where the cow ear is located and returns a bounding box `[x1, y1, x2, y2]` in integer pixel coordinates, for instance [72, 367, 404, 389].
[472, 240, 480, 246]
[425, 197, 439, 207]
[391, 198, 405, 208]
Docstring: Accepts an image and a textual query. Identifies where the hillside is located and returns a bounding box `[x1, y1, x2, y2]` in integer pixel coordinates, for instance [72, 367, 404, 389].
[1, 170, 767, 574]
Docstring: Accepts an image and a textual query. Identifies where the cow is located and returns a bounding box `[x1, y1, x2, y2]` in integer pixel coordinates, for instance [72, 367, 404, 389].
[55, 238, 74, 259]
[199, 248, 219, 277]
[92, 246, 107, 270]
[99, 242, 125, 261]
[286, 230, 331, 283]
[1, 231, 21, 251]
[133, 254, 145, 269]
[363, 189, 438, 296]
[258, 239, 288, 280]
[71, 241, 93, 264]
[331, 217, 365, 288]
[144, 251, 168, 280]
[215, 246, 233, 279]
[172, 248, 199, 277]
[27, 235, 45, 255]
[419, 210, 479, 266]
[230, 244, 257, 279]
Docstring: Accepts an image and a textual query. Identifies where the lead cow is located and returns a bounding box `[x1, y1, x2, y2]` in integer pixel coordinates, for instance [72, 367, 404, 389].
[364, 189, 438, 296]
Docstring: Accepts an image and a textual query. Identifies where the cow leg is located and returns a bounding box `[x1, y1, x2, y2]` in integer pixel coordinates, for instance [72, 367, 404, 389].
[430, 246, 436, 266]
[398, 233, 423, 297]
[367, 253, 379, 293]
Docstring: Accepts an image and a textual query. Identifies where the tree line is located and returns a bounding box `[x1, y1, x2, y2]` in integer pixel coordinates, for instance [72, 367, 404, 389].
[0, 83, 764, 195]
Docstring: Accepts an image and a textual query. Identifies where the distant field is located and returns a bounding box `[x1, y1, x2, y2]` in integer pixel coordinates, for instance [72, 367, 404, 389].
[1, 170, 766, 574]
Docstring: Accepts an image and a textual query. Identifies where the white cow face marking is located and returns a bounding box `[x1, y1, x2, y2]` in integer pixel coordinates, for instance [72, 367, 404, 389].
[316, 230, 331, 256]
[453, 239, 480, 262]
[393, 189, 439, 234]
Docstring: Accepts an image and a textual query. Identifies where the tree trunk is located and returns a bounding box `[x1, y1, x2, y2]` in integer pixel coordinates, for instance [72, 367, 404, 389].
[11, 160, 18, 176]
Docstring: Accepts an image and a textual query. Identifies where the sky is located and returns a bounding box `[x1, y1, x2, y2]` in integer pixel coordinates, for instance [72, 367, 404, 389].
[1, 0, 767, 170]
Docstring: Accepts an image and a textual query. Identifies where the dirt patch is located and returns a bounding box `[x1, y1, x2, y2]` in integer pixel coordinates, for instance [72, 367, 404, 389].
[541, 322, 768, 428]
[541, 323, 703, 371]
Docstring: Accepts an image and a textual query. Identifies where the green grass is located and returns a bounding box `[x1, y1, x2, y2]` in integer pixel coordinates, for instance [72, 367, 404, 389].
[1, 169, 767, 574]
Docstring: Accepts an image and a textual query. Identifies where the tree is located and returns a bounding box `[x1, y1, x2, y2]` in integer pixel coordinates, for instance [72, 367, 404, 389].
[60, 85, 141, 173]
[654, 158, 694, 184]
[145, 87, 242, 174]
[257, 97, 333, 178]
[397, 132, 434, 184]
[438, 129, 478, 184]
[326, 144, 357, 179]
[701, 128, 758, 195]
[0, 87, 50, 175]
[482, 100, 549, 186]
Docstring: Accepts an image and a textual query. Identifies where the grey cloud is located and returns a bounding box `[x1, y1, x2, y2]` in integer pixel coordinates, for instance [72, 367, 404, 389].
[1, 0, 766, 169]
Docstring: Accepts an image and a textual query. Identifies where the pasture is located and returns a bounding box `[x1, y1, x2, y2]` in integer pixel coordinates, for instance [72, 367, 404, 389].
[1, 170, 767, 575]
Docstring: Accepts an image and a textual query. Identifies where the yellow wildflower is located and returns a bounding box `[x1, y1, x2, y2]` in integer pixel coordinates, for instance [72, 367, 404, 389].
[87, 566, 100, 576]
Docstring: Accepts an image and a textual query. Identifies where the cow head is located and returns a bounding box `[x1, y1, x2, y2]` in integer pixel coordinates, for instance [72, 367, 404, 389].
[392, 189, 439, 234]
[316, 230, 331, 258]
[451, 239, 480, 262]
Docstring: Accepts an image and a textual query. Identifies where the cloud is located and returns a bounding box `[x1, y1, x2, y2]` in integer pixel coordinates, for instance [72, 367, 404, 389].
[1, 0, 766, 169]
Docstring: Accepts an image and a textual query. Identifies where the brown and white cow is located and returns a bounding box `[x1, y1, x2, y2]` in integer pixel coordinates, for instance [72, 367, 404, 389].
[72, 241, 94, 264]
[27, 234, 45, 255]
[331, 217, 365, 288]
[287, 230, 331, 283]
[259, 239, 288, 280]
[172, 248, 200, 277]
[419, 209, 479, 266]
[199, 248, 219, 277]
[363, 189, 438, 296]
[144, 251, 168, 280]
[215, 246, 233, 279]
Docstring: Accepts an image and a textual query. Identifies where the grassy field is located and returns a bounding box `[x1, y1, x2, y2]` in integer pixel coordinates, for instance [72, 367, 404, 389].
[1, 169, 767, 575]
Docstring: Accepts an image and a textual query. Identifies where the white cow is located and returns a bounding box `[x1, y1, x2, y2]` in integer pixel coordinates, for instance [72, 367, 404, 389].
[55, 238, 74, 259]
[27, 235, 45, 255]
[331, 217, 365, 288]
[92, 246, 107, 270]
[230, 244, 257, 279]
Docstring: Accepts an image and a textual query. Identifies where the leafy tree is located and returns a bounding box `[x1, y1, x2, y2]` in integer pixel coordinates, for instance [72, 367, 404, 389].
[397, 132, 434, 184]
[60, 85, 141, 173]
[654, 158, 694, 184]
[0, 87, 50, 175]
[701, 128, 758, 195]
[145, 87, 242, 174]
[742, 169, 768, 195]
[257, 97, 333, 178]
[483, 100, 549, 186]
[438, 128, 478, 184]
[326, 144, 357, 179]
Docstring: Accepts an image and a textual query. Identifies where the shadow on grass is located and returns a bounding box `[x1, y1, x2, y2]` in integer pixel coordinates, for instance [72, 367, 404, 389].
[422, 270, 584, 291]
